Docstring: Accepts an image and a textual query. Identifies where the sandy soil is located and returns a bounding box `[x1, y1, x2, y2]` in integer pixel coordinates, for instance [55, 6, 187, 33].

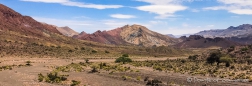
[0, 57, 250, 86]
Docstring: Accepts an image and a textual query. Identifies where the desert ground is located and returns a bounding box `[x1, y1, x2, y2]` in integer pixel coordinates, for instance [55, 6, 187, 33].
[0, 57, 251, 86]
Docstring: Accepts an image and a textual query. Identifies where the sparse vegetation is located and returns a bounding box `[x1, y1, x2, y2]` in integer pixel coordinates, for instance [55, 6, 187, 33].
[26, 60, 31, 66]
[38, 72, 68, 84]
[71, 80, 81, 86]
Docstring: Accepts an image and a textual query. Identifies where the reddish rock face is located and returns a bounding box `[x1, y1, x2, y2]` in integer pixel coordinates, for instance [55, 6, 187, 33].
[74, 24, 179, 46]
[75, 28, 126, 45]
[0, 4, 62, 37]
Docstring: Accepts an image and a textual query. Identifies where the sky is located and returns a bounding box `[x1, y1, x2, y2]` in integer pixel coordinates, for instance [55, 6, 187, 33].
[1, 0, 252, 35]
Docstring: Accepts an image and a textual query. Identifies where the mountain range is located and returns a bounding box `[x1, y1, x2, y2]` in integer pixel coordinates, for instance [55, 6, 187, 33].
[73, 24, 179, 47]
[0, 3, 190, 57]
[176, 35, 240, 48]
[0, 3, 251, 52]
[195, 24, 252, 44]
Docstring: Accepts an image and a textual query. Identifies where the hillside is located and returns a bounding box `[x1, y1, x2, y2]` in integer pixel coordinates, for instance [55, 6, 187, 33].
[74, 24, 179, 47]
[0, 4, 190, 57]
[56, 26, 79, 37]
[175, 35, 240, 48]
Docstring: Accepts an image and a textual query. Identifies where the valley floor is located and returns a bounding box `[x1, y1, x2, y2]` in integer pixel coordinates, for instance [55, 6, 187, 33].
[0, 57, 250, 86]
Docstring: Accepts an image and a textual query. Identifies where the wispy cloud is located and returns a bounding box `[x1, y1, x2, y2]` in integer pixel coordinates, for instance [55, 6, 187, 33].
[204, 0, 252, 15]
[21, 0, 123, 9]
[110, 14, 136, 19]
[135, 0, 187, 19]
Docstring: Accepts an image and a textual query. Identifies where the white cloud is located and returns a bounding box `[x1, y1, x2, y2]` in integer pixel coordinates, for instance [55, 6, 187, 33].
[229, 9, 252, 15]
[204, 0, 252, 15]
[110, 14, 136, 19]
[135, 0, 187, 19]
[21, 0, 123, 9]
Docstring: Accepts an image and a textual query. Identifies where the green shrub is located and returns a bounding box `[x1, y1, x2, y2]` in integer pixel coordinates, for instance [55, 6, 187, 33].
[122, 54, 129, 57]
[26, 61, 31, 66]
[71, 80, 81, 86]
[220, 56, 233, 67]
[91, 50, 97, 53]
[241, 48, 249, 52]
[38, 72, 67, 84]
[115, 54, 132, 64]
[146, 79, 162, 86]
[188, 55, 198, 60]
[105, 50, 110, 53]
[90, 66, 98, 73]
[45, 72, 67, 83]
[38, 73, 44, 82]
[137, 76, 141, 81]
[85, 59, 89, 63]
[206, 51, 222, 65]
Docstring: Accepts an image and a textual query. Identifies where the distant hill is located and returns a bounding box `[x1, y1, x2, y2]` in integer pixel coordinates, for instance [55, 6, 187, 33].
[167, 34, 176, 38]
[0, 4, 190, 57]
[175, 35, 240, 48]
[56, 26, 79, 37]
[0, 4, 61, 36]
[195, 24, 252, 44]
[74, 24, 179, 47]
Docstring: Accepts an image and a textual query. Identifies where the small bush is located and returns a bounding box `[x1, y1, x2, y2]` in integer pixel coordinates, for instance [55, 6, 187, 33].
[105, 50, 110, 53]
[26, 61, 31, 66]
[68, 50, 73, 53]
[146, 79, 162, 86]
[85, 59, 89, 63]
[38, 73, 44, 82]
[39, 72, 67, 83]
[91, 50, 97, 53]
[90, 66, 98, 73]
[71, 80, 81, 86]
[115, 54, 132, 64]
[206, 51, 222, 65]
[137, 76, 141, 81]
[188, 55, 198, 60]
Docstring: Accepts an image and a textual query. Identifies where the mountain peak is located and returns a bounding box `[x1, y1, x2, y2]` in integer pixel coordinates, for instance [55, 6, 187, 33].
[75, 25, 179, 46]
[0, 4, 62, 36]
[56, 26, 79, 37]
[0, 4, 22, 18]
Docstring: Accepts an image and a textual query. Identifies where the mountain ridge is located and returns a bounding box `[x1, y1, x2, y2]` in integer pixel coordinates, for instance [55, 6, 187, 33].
[74, 24, 179, 46]
[195, 24, 252, 44]
[175, 35, 240, 48]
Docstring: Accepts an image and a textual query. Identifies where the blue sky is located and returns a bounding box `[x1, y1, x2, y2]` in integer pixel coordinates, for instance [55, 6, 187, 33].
[1, 0, 252, 35]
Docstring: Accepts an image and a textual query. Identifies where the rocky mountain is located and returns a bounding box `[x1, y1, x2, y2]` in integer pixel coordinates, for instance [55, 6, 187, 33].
[195, 24, 252, 38]
[0, 4, 62, 36]
[195, 24, 252, 44]
[0, 4, 191, 57]
[74, 24, 179, 46]
[56, 26, 79, 37]
[175, 35, 240, 48]
[0, 4, 98, 57]
[167, 34, 176, 38]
